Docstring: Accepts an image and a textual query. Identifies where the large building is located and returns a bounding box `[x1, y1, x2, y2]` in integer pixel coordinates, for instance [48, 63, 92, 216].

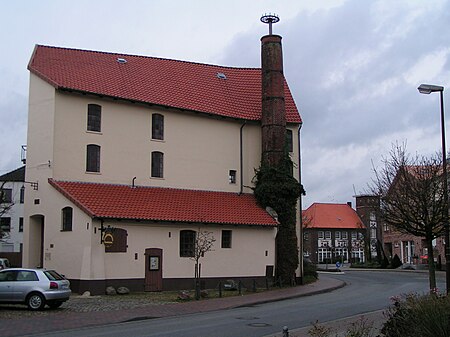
[0, 166, 25, 254]
[23, 32, 302, 294]
[303, 203, 366, 264]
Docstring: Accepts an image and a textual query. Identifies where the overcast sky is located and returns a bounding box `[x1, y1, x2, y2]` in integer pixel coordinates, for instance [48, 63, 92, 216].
[1, 0, 449, 209]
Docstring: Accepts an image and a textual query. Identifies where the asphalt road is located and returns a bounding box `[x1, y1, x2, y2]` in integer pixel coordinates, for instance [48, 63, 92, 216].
[32, 270, 445, 337]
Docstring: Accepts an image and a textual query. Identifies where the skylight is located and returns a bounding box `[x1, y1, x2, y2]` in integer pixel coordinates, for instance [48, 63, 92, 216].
[216, 72, 227, 80]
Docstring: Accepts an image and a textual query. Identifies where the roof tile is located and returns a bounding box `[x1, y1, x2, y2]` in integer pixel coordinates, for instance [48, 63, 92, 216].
[28, 45, 301, 123]
[49, 179, 278, 226]
[303, 203, 364, 229]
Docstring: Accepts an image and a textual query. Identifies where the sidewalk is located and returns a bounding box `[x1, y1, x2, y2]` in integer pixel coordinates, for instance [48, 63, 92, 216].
[0, 276, 345, 337]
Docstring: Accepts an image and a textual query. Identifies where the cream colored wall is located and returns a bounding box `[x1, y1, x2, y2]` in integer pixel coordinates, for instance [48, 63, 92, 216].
[23, 74, 56, 267]
[52, 92, 299, 192]
[24, 76, 300, 279]
[36, 188, 93, 279]
[100, 222, 276, 280]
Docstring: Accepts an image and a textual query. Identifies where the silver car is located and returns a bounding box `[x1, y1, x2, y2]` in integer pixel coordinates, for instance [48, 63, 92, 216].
[0, 268, 71, 310]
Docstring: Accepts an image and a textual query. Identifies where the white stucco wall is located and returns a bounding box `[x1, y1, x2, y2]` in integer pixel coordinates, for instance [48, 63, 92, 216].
[23, 75, 300, 281]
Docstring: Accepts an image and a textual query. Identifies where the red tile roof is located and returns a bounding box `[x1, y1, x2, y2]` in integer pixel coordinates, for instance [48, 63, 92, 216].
[303, 203, 364, 229]
[29, 45, 301, 123]
[49, 179, 278, 226]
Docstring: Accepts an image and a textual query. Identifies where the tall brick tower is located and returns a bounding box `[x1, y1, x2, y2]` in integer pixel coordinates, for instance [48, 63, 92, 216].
[261, 14, 286, 166]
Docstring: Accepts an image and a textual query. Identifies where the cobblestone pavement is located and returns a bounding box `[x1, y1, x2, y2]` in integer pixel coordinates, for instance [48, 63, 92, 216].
[0, 276, 345, 337]
[0, 293, 178, 318]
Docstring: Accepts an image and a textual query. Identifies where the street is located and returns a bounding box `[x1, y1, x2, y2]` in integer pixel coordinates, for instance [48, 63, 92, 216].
[28, 270, 445, 337]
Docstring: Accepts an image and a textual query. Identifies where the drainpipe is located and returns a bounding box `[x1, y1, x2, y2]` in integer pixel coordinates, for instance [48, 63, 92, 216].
[239, 122, 246, 194]
[298, 122, 304, 283]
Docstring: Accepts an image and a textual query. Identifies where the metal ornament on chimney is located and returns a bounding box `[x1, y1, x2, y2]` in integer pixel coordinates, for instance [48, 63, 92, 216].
[260, 13, 280, 35]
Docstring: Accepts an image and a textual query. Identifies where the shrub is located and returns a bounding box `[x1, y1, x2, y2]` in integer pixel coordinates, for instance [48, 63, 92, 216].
[381, 292, 450, 337]
[389, 254, 402, 269]
[304, 261, 318, 279]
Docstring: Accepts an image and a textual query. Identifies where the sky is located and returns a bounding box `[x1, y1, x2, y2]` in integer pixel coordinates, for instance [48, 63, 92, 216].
[1, 0, 450, 209]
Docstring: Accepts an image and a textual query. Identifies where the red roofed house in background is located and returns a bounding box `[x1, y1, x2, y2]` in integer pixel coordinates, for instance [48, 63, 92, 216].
[303, 203, 366, 264]
[22, 29, 302, 294]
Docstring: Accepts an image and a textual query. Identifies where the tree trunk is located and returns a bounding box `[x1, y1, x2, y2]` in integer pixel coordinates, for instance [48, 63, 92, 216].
[426, 238, 437, 292]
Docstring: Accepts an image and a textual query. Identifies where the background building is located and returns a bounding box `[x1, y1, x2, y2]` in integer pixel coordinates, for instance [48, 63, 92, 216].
[303, 203, 366, 264]
[0, 166, 25, 257]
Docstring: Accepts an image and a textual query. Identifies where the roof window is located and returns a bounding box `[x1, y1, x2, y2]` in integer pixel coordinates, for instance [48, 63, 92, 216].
[117, 57, 127, 64]
[216, 72, 227, 80]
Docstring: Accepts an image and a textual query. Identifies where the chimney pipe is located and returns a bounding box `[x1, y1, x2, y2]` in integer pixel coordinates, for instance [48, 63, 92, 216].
[261, 34, 286, 166]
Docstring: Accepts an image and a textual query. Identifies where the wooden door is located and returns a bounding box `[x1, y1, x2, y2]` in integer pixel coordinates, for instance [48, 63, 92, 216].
[145, 248, 163, 291]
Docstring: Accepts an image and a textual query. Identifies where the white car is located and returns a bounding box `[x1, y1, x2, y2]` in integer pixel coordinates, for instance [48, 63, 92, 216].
[0, 268, 71, 310]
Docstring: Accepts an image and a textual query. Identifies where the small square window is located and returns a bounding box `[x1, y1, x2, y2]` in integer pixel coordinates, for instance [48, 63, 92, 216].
[221, 230, 232, 248]
[0, 218, 11, 232]
[1, 189, 12, 203]
[229, 170, 236, 184]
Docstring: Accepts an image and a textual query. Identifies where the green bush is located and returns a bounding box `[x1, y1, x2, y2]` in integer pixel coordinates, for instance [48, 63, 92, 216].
[304, 261, 318, 279]
[382, 292, 450, 337]
[389, 254, 402, 269]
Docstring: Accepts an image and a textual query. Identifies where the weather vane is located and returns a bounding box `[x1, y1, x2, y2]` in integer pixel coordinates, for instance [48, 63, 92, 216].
[260, 13, 280, 35]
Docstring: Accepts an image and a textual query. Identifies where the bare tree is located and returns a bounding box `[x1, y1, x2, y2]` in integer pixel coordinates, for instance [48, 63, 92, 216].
[191, 228, 216, 299]
[0, 181, 14, 241]
[370, 144, 447, 291]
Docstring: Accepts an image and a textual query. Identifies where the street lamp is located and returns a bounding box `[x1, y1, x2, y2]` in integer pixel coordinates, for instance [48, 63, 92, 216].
[418, 83, 450, 293]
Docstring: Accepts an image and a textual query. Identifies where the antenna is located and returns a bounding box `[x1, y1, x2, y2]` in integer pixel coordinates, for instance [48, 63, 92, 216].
[260, 13, 280, 35]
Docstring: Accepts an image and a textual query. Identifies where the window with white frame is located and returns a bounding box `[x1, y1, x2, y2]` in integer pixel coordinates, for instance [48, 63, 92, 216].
[325, 231, 331, 239]
[86, 144, 101, 173]
[335, 231, 341, 239]
[87, 104, 101, 132]
[152, 113, 164, 140]
[318, 231, 324, 239]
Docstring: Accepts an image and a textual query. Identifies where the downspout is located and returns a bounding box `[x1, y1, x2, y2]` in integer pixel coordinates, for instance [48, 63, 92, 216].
[298, 122, 304, 284]
[239, 121, 246, 194]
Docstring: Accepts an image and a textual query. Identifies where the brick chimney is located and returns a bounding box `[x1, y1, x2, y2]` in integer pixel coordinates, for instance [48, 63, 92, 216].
[261, 34, 286, 166]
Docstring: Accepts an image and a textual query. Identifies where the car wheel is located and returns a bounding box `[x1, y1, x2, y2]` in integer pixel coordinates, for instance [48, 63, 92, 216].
[27, 293, 45, 311]
[48, 301, 63, 309]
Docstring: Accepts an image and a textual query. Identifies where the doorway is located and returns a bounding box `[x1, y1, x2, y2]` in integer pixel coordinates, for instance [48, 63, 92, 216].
[144, 248, 163, 291]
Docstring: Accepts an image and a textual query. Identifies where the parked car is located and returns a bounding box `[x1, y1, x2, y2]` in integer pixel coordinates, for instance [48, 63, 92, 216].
[0, 268, 71, 310]
[0, 258, 10, 270]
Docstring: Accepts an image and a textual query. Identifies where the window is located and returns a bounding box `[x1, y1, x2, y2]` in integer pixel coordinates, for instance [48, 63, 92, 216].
[229, 170, 236, 184]
[20, 186, 25, 204]
[86, 144, 101, 172]
[105, 228, 128, 253]
[19, 217, 23, 232]
[151, 151, 164, 178]
[342, 231, 348, 239]
[286, 129, 293, 152]
[335, 231, 341, 239]
[61, 207, 73, 231]
[0, 218, 11, 232]
[318, 231, 324, 239]
[369, 212, 376, 221]
[351, 231, 357, 240]
[16, 271, 38, 281]
[180, 230, 196, 257]
[152, 114, 164, 140]
[0, 189, 12, 203]
[87, 104, 101, 132]
[221, 230, 232, 248]
[325, 231, 331, 239]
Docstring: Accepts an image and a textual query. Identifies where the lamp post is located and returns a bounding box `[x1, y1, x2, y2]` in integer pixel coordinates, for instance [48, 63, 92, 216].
[418, 83, 450, 293]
